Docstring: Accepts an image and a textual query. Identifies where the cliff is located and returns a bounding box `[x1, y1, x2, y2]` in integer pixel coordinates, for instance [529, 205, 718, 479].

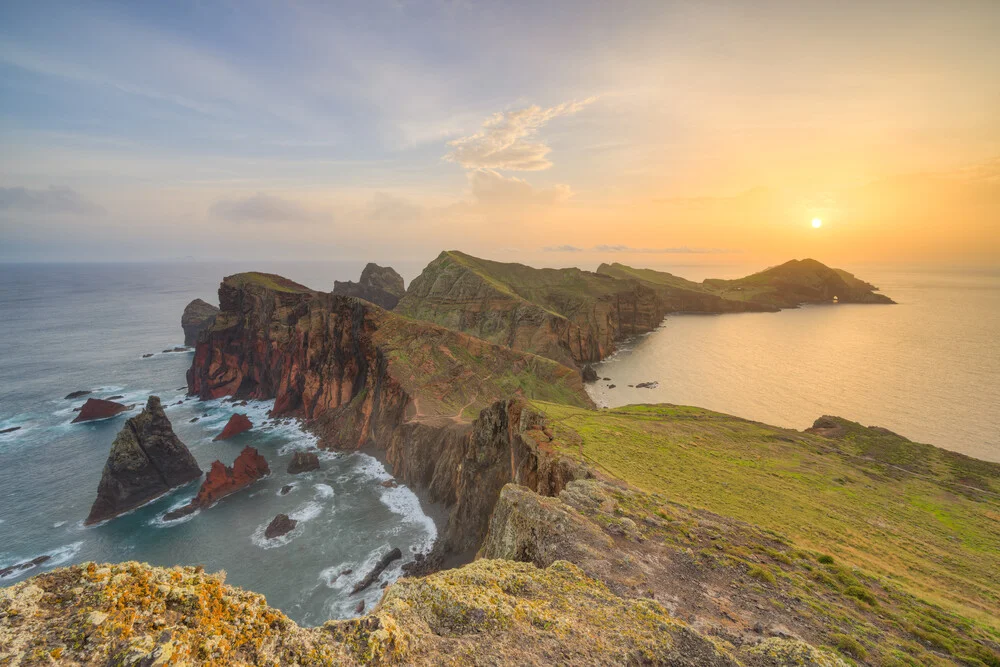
[85, 396, 202, 525]
[333, 262, 406, 310]
[699, 258, 895, 307]
[395, 251, 684, 367]
[181, 298, 220, 347]
[187, 271, 591, 557]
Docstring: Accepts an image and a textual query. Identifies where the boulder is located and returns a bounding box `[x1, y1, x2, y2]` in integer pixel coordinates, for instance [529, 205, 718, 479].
[635, 381, 658, 389]
[351, 547, 402, 594]
[164, 447, 270, 520]
[264, 513, 297, 539]
[85, 397, 202, 525]
[582, 365, 598, 383]
[279, 484, 294, 496]
[287, 451, 320, 474]
[214, 414, 252, 441]
[0, 426, 21, 434]
[64, 390, 92, 400]
[181, 299, 220, 347]
[72, 398, 132, 424]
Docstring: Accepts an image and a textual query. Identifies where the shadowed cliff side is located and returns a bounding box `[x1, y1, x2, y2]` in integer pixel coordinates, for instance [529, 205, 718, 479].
[333, 262, 406, 310]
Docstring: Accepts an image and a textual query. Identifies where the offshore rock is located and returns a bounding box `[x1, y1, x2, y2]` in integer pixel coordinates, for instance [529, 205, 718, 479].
[71, 398, 131, 423]
[582, 364, 598, 382]
[64, 390, 92, 400]
[164, 446, 269, 520]
[351, 547, 402, 594]
[181, 298, 220, 346]
[264, 513, 297, 539]
[214, 413, 252, 440]
[287, 450, 320, 474]
[333, 262, 405, 310]
[85, 396, 201, 525]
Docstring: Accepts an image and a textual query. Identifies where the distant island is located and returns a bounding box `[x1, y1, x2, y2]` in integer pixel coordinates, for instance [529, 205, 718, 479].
[6, 253, 996, 667]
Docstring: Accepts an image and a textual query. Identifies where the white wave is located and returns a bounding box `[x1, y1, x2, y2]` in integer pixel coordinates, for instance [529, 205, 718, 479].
[313, 483, 334, 499]
[290, 501, 323, 522]
[380, 485, 437, 551]
[350, 452, 393, 483]
[1, 541, 84, 580]
[52, 521, 66, 528]
[149, 495, 200, 527]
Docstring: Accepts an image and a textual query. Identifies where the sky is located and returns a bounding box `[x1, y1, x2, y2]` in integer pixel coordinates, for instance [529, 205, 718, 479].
[1, 0, 998, 269]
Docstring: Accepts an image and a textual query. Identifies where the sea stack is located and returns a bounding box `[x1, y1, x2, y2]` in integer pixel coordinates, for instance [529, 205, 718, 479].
[181, 298, 220, 347]
[332, 262, 405, 310]
[164, 446, 269, 520]
[72, 398, 132, 424]
[85, 396, 202, 525]
[287, 450, 320, 474]
[214, 414, 252, 440]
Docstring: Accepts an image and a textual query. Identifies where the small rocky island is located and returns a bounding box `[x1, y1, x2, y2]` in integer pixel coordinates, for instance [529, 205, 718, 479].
[85, 396, 202, 525]
[164, 446, 270, 520]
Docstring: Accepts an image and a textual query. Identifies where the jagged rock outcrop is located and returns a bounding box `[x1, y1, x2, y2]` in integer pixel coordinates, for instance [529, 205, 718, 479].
[71, 398, 132, 423]
[264, 513, 297, 539]
[182, 298, 220, 346]
[287, 450, 320, 474]
[214, 413, 252, 440]
[164, 447, 269, 520]
[186, 271, 592, 562]
[64, 390, 91, 400]
[350, 547, 402, 594]
[85, 396, 201, 525]
[333, 262, 406, 310]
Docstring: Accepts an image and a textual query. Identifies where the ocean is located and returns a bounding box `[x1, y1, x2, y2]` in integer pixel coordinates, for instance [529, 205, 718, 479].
[586, 265, 1000, 463]
[1, 261, 997, 627]
[0, 261, 434, 626]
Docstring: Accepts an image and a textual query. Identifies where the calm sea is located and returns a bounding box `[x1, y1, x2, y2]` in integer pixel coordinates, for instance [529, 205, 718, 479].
[1, 261, 997, 626]
[587, 265, 1000, 463]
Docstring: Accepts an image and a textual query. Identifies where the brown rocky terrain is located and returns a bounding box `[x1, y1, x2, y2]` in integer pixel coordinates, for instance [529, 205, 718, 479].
[333, 262, 406, 310]
[181, 298, 220, 346]
[163, 446, 269, 521]
[84, 396, 202, 525]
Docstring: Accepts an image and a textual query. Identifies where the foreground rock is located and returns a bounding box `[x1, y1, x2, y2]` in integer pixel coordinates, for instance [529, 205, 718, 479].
[3, 558, 854, 665]
[71, 398, 131, 423]
[287, 451, 320, 474]
[350, 547, 402, 594]
[182, 298, 221, 346]
[214, 413, 252, 440]
[332, 262, 405, 310]
[164, 446, 269, 520]
[264, 513, 297, 539]
[85, 396, 202, 525]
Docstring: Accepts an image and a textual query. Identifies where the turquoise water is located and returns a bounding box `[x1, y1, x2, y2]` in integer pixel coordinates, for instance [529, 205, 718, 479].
[0, 262, 434, 625]
[587, 266, 1000, 463]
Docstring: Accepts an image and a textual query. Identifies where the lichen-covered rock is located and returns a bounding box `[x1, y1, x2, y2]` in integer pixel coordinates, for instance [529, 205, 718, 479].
[182, 298, 220, 346]
[333, 263, 406, 310]
[85, 396, 201, 525]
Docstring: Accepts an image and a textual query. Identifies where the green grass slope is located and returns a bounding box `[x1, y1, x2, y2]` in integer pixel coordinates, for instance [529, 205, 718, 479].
[530, 402, 1000, 631]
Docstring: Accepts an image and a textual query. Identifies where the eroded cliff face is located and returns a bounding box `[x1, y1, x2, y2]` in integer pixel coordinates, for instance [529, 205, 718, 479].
[333, 262, 406, 310]
[395, 251, 762, 368]
[187, 272, 591, 559]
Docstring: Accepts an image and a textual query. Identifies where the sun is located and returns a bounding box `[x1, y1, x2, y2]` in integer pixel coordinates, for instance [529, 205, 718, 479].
[811, 218, 823, 229]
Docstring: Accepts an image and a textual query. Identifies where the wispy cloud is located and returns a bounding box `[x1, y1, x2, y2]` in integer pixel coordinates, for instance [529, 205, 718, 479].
[544, 244, 731, 254]
[0, 185, 103, 215]
[468, 169, 573, 207]
[444, 99, 596, 171]
[210, 193, 311, 223]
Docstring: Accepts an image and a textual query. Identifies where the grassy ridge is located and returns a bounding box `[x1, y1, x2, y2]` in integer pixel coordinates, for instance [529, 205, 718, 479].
[531, 402, 1000, 629]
